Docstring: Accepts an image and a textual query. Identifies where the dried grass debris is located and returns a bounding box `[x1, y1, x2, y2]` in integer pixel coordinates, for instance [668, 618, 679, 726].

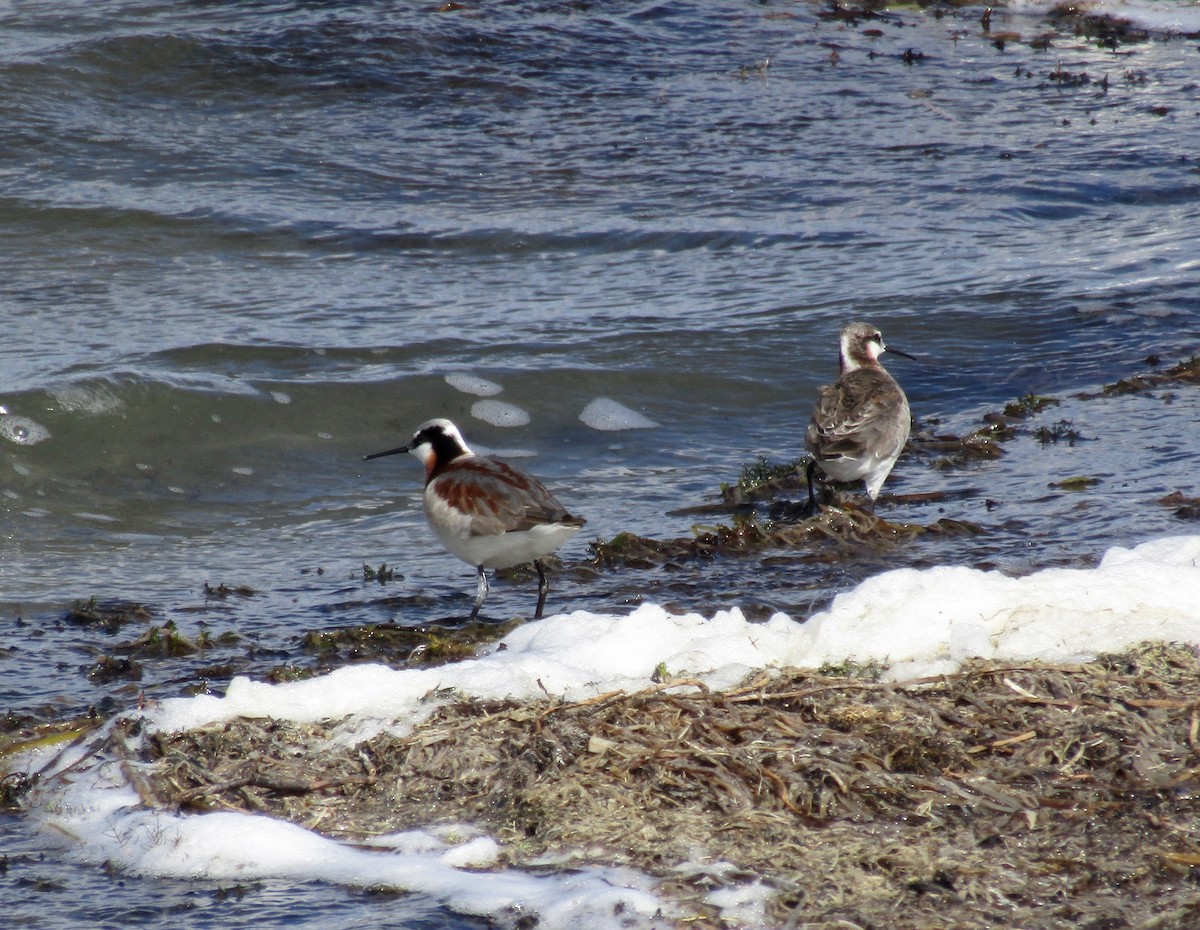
[110, 643, 1200, 928]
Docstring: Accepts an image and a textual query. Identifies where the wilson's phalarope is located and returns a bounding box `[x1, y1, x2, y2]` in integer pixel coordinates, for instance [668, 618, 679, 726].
[805, 321, 913, 513]
[365, 418, 585, 620]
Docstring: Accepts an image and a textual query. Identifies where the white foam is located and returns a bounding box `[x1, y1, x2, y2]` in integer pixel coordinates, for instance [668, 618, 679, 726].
[705, 880, 775, 927]
[579, 397, 659, 431]
[18, 535, 1200, 930]
[798, 534, 1200, 680]
[26, 760, 665, 929]
[445, 373, 503, 397]
[0, 413, 51, 445]
[470, 399, 531, 427]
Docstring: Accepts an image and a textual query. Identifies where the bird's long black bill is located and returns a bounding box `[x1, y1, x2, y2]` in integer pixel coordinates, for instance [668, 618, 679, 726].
[363, 444, 410, 461]
[887, 346, 918, 361]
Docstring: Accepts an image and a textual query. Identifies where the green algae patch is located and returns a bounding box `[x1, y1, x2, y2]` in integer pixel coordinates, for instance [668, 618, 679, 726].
[300, 620, 518, 668]
[721, 456, 809, 505]
[1003, 392, 1060, 419]
[1051, 475, 1102, 491]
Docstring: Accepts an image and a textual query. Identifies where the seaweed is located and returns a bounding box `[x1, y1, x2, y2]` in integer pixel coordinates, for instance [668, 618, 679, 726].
[1033, 419, 1088, 446]
[299, 620, 517, 668]
[1004, 393, 1060, 419]
[1157, 491, 1200, 521]
[1050, 475, 1101, 491]
[1082, 354, 1200, 399]
[62, 598, 154, 634]
[721, 456, 808, 505]
[361, 563, 396, 583]
[588, 509, 945, 572]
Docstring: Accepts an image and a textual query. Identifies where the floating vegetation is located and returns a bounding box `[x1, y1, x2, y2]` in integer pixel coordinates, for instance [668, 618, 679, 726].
[1050, 475, 1102, 491]
[1003, 392, 1060, 419]
[590, 508, 984, 572]
[1045, 2, 1155, 48]
[299, 621, 517, 668]
[63, 598, 154, 634]
[1, 770, 34, 810]
[86, 655, 143, 684]
[0, 716, 103, 767]
[1046, 62, 1092, 88]
[1088, 354, 1200, 398]
[96, 643, 1200, 928]
[362, 563, 396, 583]
[1158, 491, 1200, 521]
[721, 455, 807, 505]
[203, 583, 256, 600]
[84, 618, 235, 669]
[919, 428, 1006, 468]
[196, 628, 241, 649]
[123, 621, 202, 658]
[1032, 419, 1088, 446]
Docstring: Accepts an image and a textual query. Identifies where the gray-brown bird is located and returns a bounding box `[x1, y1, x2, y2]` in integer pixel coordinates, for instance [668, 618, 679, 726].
[805, 321, 913, 513]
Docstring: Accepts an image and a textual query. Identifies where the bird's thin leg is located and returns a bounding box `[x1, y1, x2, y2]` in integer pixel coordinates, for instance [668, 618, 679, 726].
[469, 566, 488, 621]
[533, 559, 549, 620]
[805, 459, 820, 517]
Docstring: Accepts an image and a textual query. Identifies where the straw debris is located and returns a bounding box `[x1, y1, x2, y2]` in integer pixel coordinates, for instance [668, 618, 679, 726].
[113, 642, 1200, 928]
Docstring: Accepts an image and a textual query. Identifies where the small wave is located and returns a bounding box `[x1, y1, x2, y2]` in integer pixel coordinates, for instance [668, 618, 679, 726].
[50, 383, 123, 415]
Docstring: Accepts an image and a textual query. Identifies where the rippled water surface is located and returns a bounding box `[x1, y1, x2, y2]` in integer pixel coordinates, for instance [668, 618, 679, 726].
[2, 0, 1200, 926]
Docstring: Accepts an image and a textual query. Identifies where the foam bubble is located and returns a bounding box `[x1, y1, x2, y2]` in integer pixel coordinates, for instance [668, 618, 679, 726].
[0, 414, 51, 446]
[446, 373, 503, 397]
[470, 399, 531, 427]
[579, 397, 659, 431]
[271, 391, 292, 405]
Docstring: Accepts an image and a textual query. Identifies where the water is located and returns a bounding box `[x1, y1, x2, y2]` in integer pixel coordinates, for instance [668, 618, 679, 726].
[2, 0, 1199, 926]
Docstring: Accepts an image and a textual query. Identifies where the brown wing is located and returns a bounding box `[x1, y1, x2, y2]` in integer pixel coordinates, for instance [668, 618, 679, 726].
[806, 369, 908, 462]
[431, 459, 585, 538]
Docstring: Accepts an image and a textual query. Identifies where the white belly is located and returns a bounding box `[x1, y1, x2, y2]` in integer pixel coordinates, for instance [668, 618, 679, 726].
[424, 486, 582, 569]
[436, 521, 583, 569]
